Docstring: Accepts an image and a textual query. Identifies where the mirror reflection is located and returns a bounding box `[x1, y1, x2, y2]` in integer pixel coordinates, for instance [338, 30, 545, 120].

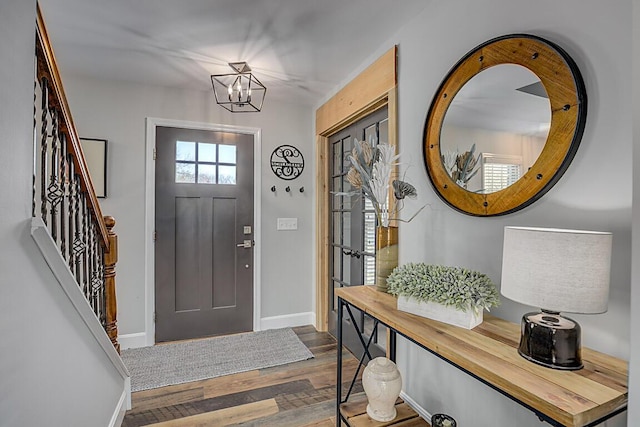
[441, 64, 551, 193]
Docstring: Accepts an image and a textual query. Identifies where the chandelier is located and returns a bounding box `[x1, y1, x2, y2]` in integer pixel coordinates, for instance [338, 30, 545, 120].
[211, 62, 266, 113]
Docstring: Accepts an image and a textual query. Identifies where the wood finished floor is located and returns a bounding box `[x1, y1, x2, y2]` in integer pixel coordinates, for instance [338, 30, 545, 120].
[122, 325, 362, 427]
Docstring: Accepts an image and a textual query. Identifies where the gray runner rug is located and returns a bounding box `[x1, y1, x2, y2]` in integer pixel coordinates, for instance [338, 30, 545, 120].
[121, 328, 314, 392]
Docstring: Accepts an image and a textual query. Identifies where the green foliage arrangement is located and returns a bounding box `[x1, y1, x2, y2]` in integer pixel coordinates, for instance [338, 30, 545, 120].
[387, 263, 500, 314]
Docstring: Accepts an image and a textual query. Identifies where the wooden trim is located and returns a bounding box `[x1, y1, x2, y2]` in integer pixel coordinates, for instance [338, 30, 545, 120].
[387, 86, 399, 227]
[315, 135, 330, 332]
[36, 4, 108, 248]
[315, 46, 398, 332]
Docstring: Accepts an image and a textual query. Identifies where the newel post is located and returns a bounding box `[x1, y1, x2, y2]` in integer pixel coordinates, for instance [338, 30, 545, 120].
[104, 215, 120, 354]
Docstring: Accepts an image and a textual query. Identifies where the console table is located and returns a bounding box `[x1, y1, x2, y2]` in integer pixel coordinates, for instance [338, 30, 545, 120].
[336, 286, 628, 427]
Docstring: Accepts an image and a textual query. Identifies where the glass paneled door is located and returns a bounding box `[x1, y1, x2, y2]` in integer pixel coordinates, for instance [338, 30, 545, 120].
[328, 107, 388, 358]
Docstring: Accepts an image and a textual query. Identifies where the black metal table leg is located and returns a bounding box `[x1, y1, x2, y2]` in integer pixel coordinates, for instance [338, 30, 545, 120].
[389, 329, 397, 362]
[336, 297, 343, 427]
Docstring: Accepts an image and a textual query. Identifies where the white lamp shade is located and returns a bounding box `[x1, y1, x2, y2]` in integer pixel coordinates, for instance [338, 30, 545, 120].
[501, 227, 612, 314]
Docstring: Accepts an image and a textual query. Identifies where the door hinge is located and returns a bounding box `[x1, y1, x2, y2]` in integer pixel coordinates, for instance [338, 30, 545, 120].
[153, 148, 157, 160]
[153, 230, 157, 241]
[154, 312, 157, 323]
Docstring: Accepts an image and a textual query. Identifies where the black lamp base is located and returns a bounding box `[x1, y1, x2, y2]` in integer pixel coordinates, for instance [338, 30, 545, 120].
[518, 310, 583, 370]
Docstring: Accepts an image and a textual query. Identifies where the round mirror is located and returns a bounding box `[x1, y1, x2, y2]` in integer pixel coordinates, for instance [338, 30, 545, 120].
[441, 64, 551, 194]
[424, 34, 587, 216]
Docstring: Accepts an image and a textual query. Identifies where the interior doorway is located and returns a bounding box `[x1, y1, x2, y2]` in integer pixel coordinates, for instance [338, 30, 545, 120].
[328, 107, 389, 357]
[314, 46, 398, 335]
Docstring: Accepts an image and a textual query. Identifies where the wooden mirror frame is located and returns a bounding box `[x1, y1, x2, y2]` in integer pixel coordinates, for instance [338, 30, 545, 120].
[423, 34, 587, 216]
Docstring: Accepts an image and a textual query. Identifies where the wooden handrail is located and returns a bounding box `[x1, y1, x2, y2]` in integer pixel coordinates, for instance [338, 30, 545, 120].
[34, 3, 119, 353]
[35, 3, 108, 250]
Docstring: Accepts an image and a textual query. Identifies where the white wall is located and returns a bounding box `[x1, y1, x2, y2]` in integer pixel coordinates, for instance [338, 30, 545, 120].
[338, 0, 631, 425]
[628, 0, 640, 424]
[61, 76, 314, 341]
[0, 1, 125, 426]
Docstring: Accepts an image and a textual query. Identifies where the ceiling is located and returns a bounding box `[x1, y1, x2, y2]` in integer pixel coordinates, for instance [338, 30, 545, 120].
[38, 0, 431, 106]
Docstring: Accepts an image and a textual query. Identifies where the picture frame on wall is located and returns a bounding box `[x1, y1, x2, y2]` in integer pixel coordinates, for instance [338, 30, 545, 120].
[79, 137, 108, 198]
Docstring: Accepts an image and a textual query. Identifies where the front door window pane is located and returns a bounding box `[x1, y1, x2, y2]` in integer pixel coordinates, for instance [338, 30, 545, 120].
[198, 164, 216, 184]
[198, 142, 217, 162]
[176, 163, 196, 183]
[176, 141, 196, 161]
[219, 145, 237, 163]
[218, 165, 236, 184]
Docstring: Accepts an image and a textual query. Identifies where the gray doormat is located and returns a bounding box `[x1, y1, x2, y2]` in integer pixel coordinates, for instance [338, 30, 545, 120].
[121, 328, 314, 392]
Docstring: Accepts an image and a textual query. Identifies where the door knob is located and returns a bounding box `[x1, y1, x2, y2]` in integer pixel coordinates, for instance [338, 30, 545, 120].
[236, 239, 254, 248]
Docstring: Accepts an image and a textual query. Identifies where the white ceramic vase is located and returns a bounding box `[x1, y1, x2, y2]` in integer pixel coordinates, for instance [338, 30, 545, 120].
[362, 357, 402, 422]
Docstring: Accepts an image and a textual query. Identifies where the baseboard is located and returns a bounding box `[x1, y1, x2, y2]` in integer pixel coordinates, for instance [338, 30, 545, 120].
[118, 332, 148, 350]
[260, 312, 315, 330]
[109, 388, 128, 427]
[400, 391, 432, 422]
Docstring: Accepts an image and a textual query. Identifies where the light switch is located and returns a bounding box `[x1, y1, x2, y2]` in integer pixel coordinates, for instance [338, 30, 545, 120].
[277, 217, 298, 230]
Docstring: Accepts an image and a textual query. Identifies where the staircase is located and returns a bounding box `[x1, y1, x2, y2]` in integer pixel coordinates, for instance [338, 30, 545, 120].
[0, 0, 132, 424]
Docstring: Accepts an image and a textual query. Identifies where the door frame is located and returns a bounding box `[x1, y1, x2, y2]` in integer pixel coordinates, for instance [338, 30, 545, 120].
[315, 46, 398, 332]
[144, 117, 262, 345]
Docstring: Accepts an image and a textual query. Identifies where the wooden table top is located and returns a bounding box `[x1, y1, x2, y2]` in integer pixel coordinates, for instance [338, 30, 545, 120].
[336, 286, 628, 427]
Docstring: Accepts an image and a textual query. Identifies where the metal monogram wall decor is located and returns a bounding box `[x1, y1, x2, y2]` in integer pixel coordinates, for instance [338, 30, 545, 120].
[270, 145, 304, 180]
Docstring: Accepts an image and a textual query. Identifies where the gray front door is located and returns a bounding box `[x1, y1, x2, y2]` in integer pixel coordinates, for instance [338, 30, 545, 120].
[155, 126, 254, 342]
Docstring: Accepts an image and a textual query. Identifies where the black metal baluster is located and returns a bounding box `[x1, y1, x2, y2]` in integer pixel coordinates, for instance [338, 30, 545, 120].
[40, 78, 48, 224]
[32, 78, 37, 218]
[67, 155, 75, 271]
[89, 222, 98, 316]
[48, 110, 60, 243]
[73, 178, 84, 284]
[59, 131, 67, 260]
[82, 195, 90, 298]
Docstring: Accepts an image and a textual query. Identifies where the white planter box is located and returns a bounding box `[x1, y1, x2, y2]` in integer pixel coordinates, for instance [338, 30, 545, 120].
[397, 295, 483, 329]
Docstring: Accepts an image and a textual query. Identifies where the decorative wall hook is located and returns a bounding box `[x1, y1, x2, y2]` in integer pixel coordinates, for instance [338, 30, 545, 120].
[299, 186, 305, 193]
[285, 186, 291, 193]
[271, 185, 276, 192]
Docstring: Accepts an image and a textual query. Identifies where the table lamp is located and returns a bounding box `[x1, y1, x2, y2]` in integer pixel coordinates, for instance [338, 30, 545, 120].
[500, 226, 612, 370]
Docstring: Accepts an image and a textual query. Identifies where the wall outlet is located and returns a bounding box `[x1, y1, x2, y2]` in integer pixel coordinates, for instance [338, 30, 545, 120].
[277, 217, 298, 230]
